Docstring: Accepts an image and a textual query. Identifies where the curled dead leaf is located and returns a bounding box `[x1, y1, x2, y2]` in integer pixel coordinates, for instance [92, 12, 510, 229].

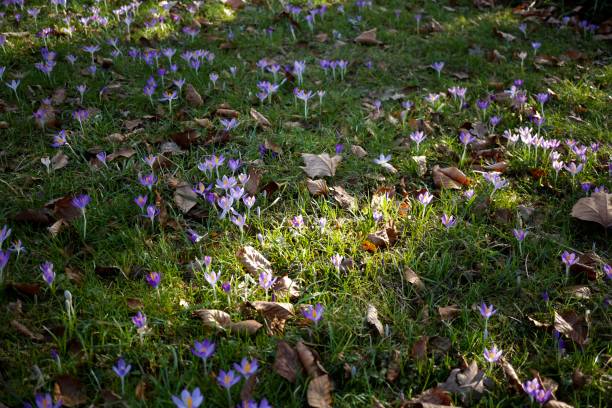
[366, 304, 384, 336]
[331, 186, 356, 210]
[193, 309, 232, 331]
[438, 305, 461, 321]
[554, 311, 589, 346]
[403, 267, 425, 291]
[433, 165, 469, 189]
[385, 349, 401, 383]
[307, 375, 333, 408]
[250, 108, 271, 128]
[355, 28, 382, 45]
[296, 341, 327, 379]
[301, 153, 342, 178]
[228, 320, 262, 336]
[306, 178, 329, 196]
[185, 84, 203, 107]
[174, 182, 198, 214]
[366, 224, 398, 249]
[350, 145, 368, 158]
[439, 360, 488, 404]
[273, 340, 301, 383]
[499, 357, 523, 393]
[412, 336, 429, 361]
[248, 301, 294, 321]
[236, 246, 273, 276]
[570, 192, 611, 228]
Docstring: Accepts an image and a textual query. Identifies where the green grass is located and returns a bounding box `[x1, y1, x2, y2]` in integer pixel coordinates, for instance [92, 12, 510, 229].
[0, 0, 611, 407]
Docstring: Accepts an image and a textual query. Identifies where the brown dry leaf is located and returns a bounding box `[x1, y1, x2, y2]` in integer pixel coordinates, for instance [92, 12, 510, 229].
[430, 336, 452, 357]
[273, 340, 301, 383]
[46, 196, 81, 222]
[544, 401, 575, 408]
[135, 379, 148, 401]
[127, 298, 144, 311]
[413, 155, 427, 176]
[48, 219, 69, 237]
[331, 186, 357, 210]
[264, 139, 283, 155]
[54, 375, 88, 407]
[412, 336, 429, 361]
[64, 267, 83, 285]
[438, 305, 461, 321]
[306, 178, 329, 196]
[240, 374, 258, 402]
[171, 129, 200, 149]
[10, 320, 43, 341]
[124, 118, 142, 131]
[296, 341, 327, 378]
[350, 145, 368, 158]
[439, 360, 488, 404]
[216, 107, 240, 118]
[405, 387, 453, 407]
[226, 0, 245, 11]
[355, 28, 382, 45]
[174, 182, 198, 214]
[367, 224, 398, 249]
[236, 246, 273, 276]
[13, 208, 54, 226]
[366, 304, 384, 336]
[249, 301, 294, 321]
[570, 192, 612, 228]
[571, 368, 591, 389]
[499, 357, 522, 393]
[228, 320, 262, 336]
[554, 311, 589, 345]
[494, 28, 517, 42]
[433, 165, 469, 189]
[404, 267, 425, 291]
[385, 350, 401, 383]
[250, 108, 271, 128]
[307, 375, 333, 408]
[272, 275, 301, 299]
[107, 146, 136, 161]
[244, 168, 262, 196]
[52, 88, 67, 104]
[193, 309, 232, 331]
[185, 84, 203, 107]
[563, 285, 591, 299]
[5, 282, 41, 297]
[51, 151, 69, 170]
[301, 153, 342, 178]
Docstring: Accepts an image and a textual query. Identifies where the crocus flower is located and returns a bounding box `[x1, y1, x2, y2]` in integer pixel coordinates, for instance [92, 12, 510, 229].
[132, 311, 147, 329]
[522, 378, 540, 397]
[139, 173, 157, 190]
[40, 261, 55, 287]
[604, 264, 612, 280]
[186, 229, 202, 244]
[145, 205, 159, 223]
[217, 369, 241, 389]
[534, 388, 552, 405]
[35, 393, 62, 408]
[417, 191, 433, 206]
[410, 131, 426, 152]
[291, 215, 305, 229]
[513, 229, 527, 242]
[113, 357, 131, 394]
[331, 254, 343, 271]
[134, 195, 148, 210]
[192, 339, 216, 362]
[479, 303, 497, 319]
[171, 388, 203, 408]
[233, 358, 258, 378]
[205, 270, 220, 287]
[0, 250, 11, 279]
[373, 154, 391, 165]
[72, 194, 90, 210]
[441, 214, 456, 229]
[146, 272, 161, 289]
[561, 251, 577, 282]
[431, 61, 444, 77]
[0, 224, 11, 247]
[303, 303, 324, 323]
[483, 345, 502, 363]
[259, 271, 277, 293]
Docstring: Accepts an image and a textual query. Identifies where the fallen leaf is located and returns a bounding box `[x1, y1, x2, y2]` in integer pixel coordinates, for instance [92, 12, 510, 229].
[433, 166, 469, 189]
[307, 375, 333, 408]
[264, 139, 283, 155]
[185, 84, 203, 107]
[193, 309, 232, 331]
[171, 129, 200, 149]
[301, 153, 342, 178]
[494, 28, 517, 42]
[127, 298, 144, 311]
[226, 0, 245, 11]
[174, 182, 198, 213]
[405, 387, 453, 407]
[48, 219, 69, 237]
[236, 246, 273, 276]
[355, 28, 382, 45]
[570, 192, 611, 228]
[366, 304, 384, 336]
[250, 108, 271, 128]
[135, 379, 148, 401]
[228, 320, 262, 336]
[52, 88, 67, 105]
[350, 145, 368, 158]
[563, 285, 591, 299]
[385, 349, 401, 383]
[296, 341, 327, 378]
[499, 357, 522, 393]
[216, 107, 240, 118]
[244, 168, 262, 196]
[554, 311, 588, 345]
[64, 266, 83, 285]
[544, 401, 575, 408]
[439, 360, 488, 404]
[10, 320, 43, 341]
[248, 301, 294, 321]
[13, 208, 54, 226]
[412, 336, 429, 361]
[51, 151, 69, 170]
[331, 186, 356, 210]
[94, 266, 122, 279]
[240, 374, 258, 402]
[107, 146, 136, 161]
[366, 224, 398, 249]
[272, 275, 301, 299]
[54, 375, 87, 407]
[46, 196, 81, 222]
[438, 305, 461, 321]
[429, 336, 452, 356]
[273, 340, 301, 383]
[571, 368, 591, 389]
[306, 178, 329, 196]
[5, 282, 41, 297]
[413, 156, 427, 176]
[404, 267, 425, 291]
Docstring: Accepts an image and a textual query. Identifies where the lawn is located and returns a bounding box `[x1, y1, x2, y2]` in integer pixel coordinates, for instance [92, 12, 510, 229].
[0, 0, 611, 407]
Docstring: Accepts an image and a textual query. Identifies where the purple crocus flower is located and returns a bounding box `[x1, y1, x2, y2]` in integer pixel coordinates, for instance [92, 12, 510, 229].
[139, 173, 157, 190]
[0, 250, 10, 274]
[331, 254, 343, 271]
[0, 224, 11, 247]
[134, 195, 148, 210]
[113, 357, 132, 378]
[258, 271, 277, 292]
[561, 251, 578, 267]
[303, 303, 324, 323]
[417, 191, 433, 206]
[233, 358, 258, 378]
[72, 194, 90, 210]
[192, 339, 216, 361]
[35, 393, 62, 408]
[132, 311, 147, 329]
[479, 303, 496, 319]
[205, 270, 220, 287]
[40, 261, 55, 287]
[431, 61, 444, 77]
[513, 229, 527, 242]
[171, 388, 203, 408]
[534, 388, 552, 405]
[186, 229, 202, 244]
[441, 214, 456, 229]
[410, 131, 426, 152]
[217, 369, 241, 389]
[145, 272, 161, 289]
[459, 130, 475, 146]
[604, 264, 612, 280]
[483, 345, 502, 363]
[145, 205, 159, 222]
[228, 158, 241, 173]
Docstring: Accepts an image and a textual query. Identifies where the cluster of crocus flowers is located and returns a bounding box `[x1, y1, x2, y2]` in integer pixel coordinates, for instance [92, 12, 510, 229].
[522, 378, 552, 405]
[216, 358, 258, 406]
